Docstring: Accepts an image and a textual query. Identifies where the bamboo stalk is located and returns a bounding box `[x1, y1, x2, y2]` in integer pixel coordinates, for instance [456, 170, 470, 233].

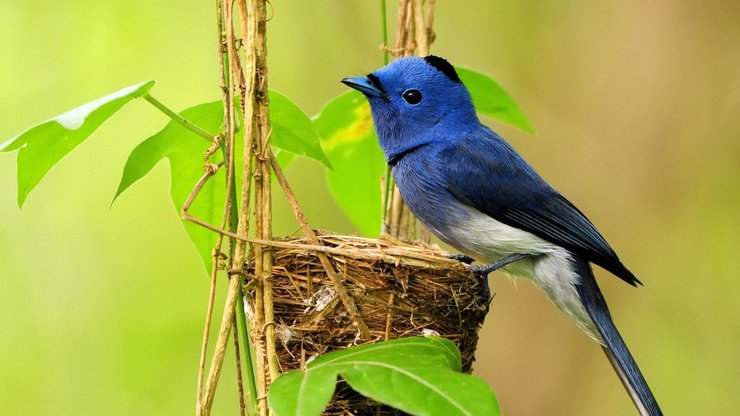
[198, 0, 241, 413]
[238, 0, 270, 414]
[191, 8, 228, 410]
[188, 3, 444, 414]
[413, 0, 428, 56]
[252, 0, 280, 396]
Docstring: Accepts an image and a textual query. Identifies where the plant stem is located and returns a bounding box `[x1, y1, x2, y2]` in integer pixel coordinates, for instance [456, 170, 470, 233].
[229, 150, 258, 415]
[237, 285, 258, 414]
[269, 151, 371, 339]
[143, 93, 215, 141]
[381, 0, 389, 65]
[380, 0, 391, 230]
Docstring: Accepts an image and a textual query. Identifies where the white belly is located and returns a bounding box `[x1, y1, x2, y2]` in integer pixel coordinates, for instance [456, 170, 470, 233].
[438, 205, 599, 340]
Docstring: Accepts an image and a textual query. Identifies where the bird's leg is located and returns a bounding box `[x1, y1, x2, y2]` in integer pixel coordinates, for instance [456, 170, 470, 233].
[446, 254, 492, 299]
[446, 253, 475, 264]
[473, 270, 492, 302]
[467, 253, 529, 276]
[467, 253, 530, 301]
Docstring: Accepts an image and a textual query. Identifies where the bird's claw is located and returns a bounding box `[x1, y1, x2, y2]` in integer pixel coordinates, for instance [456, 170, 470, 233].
[464, 254, 531, 302]
[459, 264, 492, 301]
[469, 267, 491, 302]
[446, 253, 475, 264]
[466, 263, 488, 275]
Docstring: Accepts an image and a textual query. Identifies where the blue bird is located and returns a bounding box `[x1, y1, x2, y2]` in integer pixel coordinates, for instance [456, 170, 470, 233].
[342, 56, 662, 415]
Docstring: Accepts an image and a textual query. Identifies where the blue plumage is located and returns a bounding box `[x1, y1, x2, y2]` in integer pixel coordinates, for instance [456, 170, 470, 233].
[441, 129, 641, 287]
[343, 55, 661, 415]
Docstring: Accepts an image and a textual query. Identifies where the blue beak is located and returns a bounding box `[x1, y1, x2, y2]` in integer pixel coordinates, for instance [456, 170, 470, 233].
[341, 76, 386, 99]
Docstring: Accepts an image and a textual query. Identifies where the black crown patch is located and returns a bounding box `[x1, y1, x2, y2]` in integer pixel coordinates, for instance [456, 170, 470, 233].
[423, 55, 461, 83]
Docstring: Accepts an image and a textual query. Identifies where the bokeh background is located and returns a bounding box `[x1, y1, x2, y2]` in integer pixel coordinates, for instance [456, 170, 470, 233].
[2, 1, 739, 415]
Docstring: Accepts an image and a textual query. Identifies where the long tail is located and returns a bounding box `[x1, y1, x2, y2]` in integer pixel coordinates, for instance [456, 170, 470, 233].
[572, 258, 662, 416]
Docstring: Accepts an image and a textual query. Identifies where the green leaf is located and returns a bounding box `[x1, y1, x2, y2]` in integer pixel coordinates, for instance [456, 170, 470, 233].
[269, 90, 332, 168]
[268, 367, 339, 416]
[1, 81, 155, 207]
[314, 91, 385, 236]
[113, 101, 225, 268]
[456, 67, 534, 134]
[309, 336, 461, 371]
[268, 337, 499, 416]
[343, 366, 499, 416]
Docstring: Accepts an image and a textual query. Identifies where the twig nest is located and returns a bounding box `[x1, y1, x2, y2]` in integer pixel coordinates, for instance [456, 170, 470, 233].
[246, 234, 489, 415]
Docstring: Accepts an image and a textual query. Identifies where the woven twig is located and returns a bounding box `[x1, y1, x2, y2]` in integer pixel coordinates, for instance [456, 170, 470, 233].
[246, 234, 490, 415]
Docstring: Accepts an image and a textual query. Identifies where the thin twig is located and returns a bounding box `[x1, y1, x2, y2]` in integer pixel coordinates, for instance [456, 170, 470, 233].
[254, 0, 280, 387]
[383, 0, 437, 241]
[193, 5, 229, 402]
[425, 0, 436, 45]
[270, 150, 373, 340]
[384, 292, 395, 340]
[184, 211, 459, 266]
[194, 166, 227, 414]
[378, 0, 393, 233]
[200, 0, 251, 414]
[394, 0, 409, 55]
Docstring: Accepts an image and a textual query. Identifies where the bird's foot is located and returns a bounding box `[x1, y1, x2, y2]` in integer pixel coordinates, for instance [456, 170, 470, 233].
[470, 269, 491, 302]
[446, 253, 475, 264]
[465, 253, 530, 302]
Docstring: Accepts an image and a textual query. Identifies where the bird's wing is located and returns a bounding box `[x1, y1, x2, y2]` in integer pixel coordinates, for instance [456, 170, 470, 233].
[440, 138, 640, 286]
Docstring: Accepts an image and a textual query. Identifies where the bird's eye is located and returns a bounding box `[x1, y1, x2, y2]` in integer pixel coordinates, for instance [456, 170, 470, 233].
[402, 89, 423, 105]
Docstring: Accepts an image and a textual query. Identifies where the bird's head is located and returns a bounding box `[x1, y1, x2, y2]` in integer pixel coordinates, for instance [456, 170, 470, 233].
[342, 56, 478, 162]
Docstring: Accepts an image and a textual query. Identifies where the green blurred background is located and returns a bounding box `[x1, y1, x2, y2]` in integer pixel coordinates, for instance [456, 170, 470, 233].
[2, 1, 739, 414]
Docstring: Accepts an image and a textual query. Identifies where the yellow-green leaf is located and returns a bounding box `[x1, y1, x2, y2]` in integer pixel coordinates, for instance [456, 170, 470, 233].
[113, 101, 224, 269]
[269, 337, 499, 416]
[1, 81, 155, 206]
[314, 91, 385, 236]
[270, 90, 332, 168]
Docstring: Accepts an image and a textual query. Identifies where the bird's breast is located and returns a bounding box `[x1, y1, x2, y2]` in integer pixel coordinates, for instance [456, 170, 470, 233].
[437, 204, 561, 275]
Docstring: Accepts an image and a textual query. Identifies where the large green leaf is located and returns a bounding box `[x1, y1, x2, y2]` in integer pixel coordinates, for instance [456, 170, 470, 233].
[269, 90, 331, 168]
[0, 81, 155, 206]
[268, 367, 339, 416]
[308, 336, 461, 370]
[268, 337, 499, 416]
[456, 67, 534, 134]
[113, 101, 225, 268]
[342, 366, 499, 416]
[314, 91, 385, 236]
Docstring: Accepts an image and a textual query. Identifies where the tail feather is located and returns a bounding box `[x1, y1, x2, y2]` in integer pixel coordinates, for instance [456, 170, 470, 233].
[572, 259, 662, 416]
